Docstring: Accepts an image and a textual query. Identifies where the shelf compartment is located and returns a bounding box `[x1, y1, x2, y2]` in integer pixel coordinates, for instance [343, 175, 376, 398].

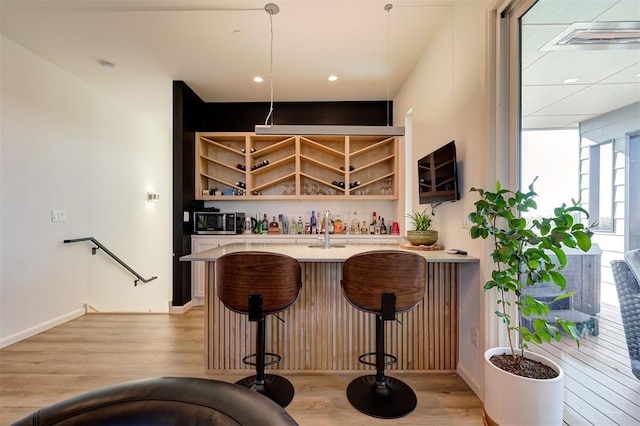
[300, 156, 345, 189]
[300, 137, 345, 171]
[349, 172, 395, 197]
[200, 135, 246, 153]
[197, 159, 246, 198]
[300, 136, 346, 155]
[199, 172, 243, 192]
[250, 138, 296, 170]
[252, 172, 296, 196]
[251, 136, 295, 155]
[300, 173, 345, 196]
[350, 155, 394, 188]
[349, 136, 395, 157]
[251, 158, 296, 195]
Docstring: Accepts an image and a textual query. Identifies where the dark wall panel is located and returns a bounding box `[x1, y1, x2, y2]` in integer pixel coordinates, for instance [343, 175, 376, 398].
[202, 101, 391, 131]
[172, 81, 204, 307]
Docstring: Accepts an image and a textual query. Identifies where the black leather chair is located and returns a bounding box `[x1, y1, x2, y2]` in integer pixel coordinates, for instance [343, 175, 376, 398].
[341, 250, 427, 419]
[11, 376, 298, 425]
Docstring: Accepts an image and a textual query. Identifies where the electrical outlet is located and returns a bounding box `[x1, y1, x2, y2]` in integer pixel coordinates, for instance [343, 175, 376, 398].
[471, 325, 479, 347]
[51, 209, 67, 222]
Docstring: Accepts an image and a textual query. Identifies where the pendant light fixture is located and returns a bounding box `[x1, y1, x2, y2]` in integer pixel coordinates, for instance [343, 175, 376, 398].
[255, 3, 405, 136]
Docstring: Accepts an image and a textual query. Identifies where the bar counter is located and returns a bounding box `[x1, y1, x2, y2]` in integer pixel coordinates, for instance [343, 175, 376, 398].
[181, 243, 478, 374]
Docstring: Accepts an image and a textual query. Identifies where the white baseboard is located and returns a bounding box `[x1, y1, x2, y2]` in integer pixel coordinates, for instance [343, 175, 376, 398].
[0, 306, 86, 349]
[168, 300, 195, 314]
[457, 362, 483, 401]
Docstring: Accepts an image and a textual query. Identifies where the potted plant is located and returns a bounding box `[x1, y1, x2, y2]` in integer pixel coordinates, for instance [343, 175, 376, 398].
[468, 179, 594, 426]
[406, 209, 438, 246]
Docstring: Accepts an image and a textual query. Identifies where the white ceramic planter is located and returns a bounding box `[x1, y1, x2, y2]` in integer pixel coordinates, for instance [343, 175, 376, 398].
[483, 347, 564, 426]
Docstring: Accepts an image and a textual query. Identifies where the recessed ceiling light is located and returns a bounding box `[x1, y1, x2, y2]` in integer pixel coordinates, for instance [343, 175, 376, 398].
[563, 78, 579, 83]
[98, 60, 117, 71]
[328, 75, 338, 82]
[253, 76, 264, 83]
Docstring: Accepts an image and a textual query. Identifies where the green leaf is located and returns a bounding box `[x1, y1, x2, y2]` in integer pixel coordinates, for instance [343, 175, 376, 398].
[549, 271, 566, 287]
[574, 231, 593, 251]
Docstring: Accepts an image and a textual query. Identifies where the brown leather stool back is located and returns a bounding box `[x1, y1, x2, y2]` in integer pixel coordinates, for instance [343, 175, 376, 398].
[216, 251, 302, 314]
[215, 251, 302, 408]
[340, 250, 427, 419]
[342, 250, 426, 314]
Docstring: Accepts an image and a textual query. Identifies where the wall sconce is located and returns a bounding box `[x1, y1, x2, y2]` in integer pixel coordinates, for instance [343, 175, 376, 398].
[147, 192, 160, 202]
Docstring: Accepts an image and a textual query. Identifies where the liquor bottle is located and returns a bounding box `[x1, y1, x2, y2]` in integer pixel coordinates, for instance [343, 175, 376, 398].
[380, 217, 387, 234]
[310, 211, 317, 235]
[369, 212, 377, 234]
[360, 220, 368, 234]
[289, 216, 297, 235]
[320, 211, 326, 234]
[256, 213, 262, 234]
[262, 214, 269, 234]
[328, 213, 335, 234]
[350, 211, 360, 234]
[269, 216, 279, 234]
[296, 216, 303, 234]
[334, 214, 343, 234]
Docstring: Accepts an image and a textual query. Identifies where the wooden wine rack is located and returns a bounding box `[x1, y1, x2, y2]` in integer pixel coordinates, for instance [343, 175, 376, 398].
[195, 133, 398, 200]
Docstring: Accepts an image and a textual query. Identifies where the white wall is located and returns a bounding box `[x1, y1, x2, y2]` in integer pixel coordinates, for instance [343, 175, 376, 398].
[0, 36, 172, 348]
[393, 1, 492, 398]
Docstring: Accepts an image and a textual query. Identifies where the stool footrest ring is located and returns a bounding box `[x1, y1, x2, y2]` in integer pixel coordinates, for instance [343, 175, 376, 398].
[357, 351, 397, 368]
[241, 352, 282, 368]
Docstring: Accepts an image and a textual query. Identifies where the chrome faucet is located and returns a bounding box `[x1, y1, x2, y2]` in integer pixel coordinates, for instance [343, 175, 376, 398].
[324, 210, 331, 249]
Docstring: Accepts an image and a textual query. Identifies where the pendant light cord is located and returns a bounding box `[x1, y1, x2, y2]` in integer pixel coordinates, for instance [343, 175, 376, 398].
[385, 4, 392, 127]
[265, 9, 275, 126]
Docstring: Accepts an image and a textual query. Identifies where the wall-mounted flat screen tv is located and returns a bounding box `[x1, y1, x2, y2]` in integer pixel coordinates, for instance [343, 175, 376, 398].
[418, 140, 460, 204]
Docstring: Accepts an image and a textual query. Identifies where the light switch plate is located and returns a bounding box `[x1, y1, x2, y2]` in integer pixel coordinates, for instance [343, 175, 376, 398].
[51, 209, 67, 222]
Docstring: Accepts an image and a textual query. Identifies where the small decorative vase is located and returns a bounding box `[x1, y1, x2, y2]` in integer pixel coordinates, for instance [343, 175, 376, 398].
[406, 230, 438, 246]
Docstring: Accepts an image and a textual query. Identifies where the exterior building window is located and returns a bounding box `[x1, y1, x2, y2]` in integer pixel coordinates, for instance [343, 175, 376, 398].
[589, 140, 614, 232]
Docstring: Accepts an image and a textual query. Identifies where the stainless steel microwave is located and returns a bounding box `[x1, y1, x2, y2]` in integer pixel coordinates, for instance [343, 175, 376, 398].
[194, 212, 244, 235]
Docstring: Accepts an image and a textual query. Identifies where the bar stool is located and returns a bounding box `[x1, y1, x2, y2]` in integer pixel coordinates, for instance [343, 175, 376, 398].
[341, 250, 427, 419]
[215, 251, 302, 408]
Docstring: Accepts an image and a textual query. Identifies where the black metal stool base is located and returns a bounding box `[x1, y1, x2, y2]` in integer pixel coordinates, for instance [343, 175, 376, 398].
[346, 375, 417, 419]
[235, 374, 295, 408]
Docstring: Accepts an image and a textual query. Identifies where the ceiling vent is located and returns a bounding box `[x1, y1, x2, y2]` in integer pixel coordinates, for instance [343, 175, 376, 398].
[541, 21, 640, 51]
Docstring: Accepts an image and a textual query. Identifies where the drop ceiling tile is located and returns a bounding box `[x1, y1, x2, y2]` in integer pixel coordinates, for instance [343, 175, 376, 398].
[535, 83, 640, 116]
[522, 50, 640, 85]
[522, 114, 595, 129]
[521, 0, 619, 25]
[521, 25, 567, 69]
[522, 84, 588, 115]
[596, 0, 640, 21]
[600, 62, 640, 84]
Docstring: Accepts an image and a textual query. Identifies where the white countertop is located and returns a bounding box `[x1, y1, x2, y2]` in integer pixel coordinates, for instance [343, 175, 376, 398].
[180, 242, 478, 263]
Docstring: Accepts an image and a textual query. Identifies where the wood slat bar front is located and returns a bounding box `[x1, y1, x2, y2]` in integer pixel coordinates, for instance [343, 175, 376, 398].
[205, 260, 459, 372]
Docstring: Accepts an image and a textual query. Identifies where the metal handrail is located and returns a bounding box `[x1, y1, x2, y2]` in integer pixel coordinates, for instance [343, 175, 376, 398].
[64, 237, 158, 286]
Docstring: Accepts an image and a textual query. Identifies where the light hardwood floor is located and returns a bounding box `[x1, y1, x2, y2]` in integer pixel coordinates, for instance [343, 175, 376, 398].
[530, 303, 640, 426]
[0, 307, 483, 425]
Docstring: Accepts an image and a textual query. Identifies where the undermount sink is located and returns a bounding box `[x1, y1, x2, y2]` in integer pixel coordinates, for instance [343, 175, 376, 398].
[307, 243, 347, 248]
